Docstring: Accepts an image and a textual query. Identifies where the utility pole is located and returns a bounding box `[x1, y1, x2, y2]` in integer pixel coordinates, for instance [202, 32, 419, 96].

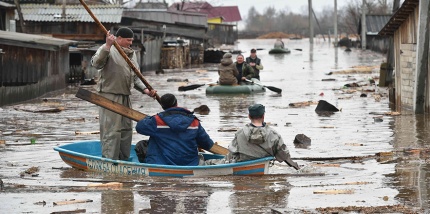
[14, 0, 25, 33]
[334, 0, 338, 46]
[361, 0, 366, 50]
[309, 0, 313, 44]
[414, 0, 430, 114]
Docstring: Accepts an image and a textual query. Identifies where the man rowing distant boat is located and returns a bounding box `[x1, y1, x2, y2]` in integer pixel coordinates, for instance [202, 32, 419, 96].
[274, 38, 285, 49]
[135, 93, 214, 166]
[205, 104, 300, 170]
[234, 54, 256, 83]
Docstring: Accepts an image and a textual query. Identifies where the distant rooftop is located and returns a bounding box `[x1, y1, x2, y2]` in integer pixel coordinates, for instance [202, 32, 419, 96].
[168, 1, 241, 22]
[379, 0, 419, 36]
[0, 1, 15, 8]
[358, 15, 391, 36]
[0, 30, 76, 50]
[16, 4, 123, 23]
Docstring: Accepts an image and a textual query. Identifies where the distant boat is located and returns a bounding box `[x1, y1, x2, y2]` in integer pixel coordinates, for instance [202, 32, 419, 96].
[54, 140, 273, 177]
[206, 78, 266, 94]
[269, 48, 291, 54]
[289, 37, 302, 40]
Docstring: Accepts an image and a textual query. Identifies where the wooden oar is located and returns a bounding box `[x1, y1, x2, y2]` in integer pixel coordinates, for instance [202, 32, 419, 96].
[78, 0, 161, 105]
[245, 79, 282, 93]
[75, 88, 229, 155]
[178, 81, 217, 91]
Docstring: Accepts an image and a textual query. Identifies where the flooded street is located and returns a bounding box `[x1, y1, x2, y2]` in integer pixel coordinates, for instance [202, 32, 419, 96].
[1, 38, 428, 213]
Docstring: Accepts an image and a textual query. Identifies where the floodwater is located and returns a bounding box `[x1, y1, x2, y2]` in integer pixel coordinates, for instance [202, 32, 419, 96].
[0, 38, 429, 213]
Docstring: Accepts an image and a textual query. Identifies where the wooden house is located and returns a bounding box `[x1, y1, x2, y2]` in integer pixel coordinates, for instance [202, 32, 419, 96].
[0, 30, 76, 106]
[379, 0, 429, 113]
[0, 1, 15, 31]
[122, 8, 208, 70]
[358, 15, 391, 53]
[14, 3, 124, 79]
[168, 2, 241, 47]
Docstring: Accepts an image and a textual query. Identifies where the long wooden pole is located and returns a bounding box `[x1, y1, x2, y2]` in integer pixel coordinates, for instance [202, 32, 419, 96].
[76, 88, 229, 155]
[78, 0, 161, 104]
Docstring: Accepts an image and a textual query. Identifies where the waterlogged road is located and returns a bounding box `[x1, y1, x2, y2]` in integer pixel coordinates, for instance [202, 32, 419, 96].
[0, 39, 428, 213]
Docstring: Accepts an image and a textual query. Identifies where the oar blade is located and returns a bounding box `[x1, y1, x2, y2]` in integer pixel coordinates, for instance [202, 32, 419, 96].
[266, 86, 282, 93]
[178, 84, 205, 91]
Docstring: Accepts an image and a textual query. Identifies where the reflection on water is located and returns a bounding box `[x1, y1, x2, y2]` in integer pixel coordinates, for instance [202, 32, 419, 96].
[1, 38, 430, 212]
[389, 113, 430, 211]
[102, 190, 134, 214]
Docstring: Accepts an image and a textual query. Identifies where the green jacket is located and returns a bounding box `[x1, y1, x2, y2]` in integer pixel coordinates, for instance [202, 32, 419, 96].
[234, 62, 256, 82]
[218, 57, 239, 85]
[226, 123, 291, 163]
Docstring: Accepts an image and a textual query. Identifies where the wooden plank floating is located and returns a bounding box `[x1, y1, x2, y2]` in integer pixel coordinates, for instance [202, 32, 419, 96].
[87, 182, 123, 188]
[75, 130, 137, 135]
[313, 189, 355, 194]
[50, 209, 86, 214]
[289, 101, 318, 108]
[53, 199, 93, 206]
[75, 130, 99, 135]
[14, 106, 65, 113]
[345, 143, 364, 146]
[312, 163, 341, 167]
[217, 127, 239, 132]
[75, 88, 229, 155]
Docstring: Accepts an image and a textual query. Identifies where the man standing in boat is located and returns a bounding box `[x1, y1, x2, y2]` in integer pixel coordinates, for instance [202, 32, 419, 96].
[91, 27, 157, 161]
[274, 38, 285, 49]
[135, 93, 214, 166]
[234, 54, 256, 83]
[246, 49, 264, 80]
[206, 104, 299, 170]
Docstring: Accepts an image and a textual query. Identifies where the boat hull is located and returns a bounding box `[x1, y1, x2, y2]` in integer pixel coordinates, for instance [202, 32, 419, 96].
[205, 78, 265, 94]
[269, 48, 291, 54]
[54, 141, 273, 177]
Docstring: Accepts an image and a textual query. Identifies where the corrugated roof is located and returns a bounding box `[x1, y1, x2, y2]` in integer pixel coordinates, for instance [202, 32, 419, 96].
[210, 6, 241, 22]
[0, 30, 76, 48]
[378, 0, 419, 36]
[358, 15, 391, 36]
[123, 9, 207, 27]
[0, 1, 16, 8]
[16, 4, 123, 23]
[168, 2, 241, 22]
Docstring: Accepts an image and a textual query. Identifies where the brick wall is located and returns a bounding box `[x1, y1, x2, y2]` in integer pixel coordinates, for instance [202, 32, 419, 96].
[399, 43, 417, 108]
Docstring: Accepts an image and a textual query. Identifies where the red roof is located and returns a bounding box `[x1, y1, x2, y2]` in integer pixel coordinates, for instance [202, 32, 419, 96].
[168, 2, 241, 22]
[211, 6, 242, 22]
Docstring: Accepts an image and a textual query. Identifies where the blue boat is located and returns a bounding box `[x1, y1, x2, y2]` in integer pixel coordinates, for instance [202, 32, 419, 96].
[205, 78, 266, 94]
[54, 141, 274, 177]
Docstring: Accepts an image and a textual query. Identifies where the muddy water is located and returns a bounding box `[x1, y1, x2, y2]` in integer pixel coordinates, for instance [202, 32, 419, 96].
[0, 38, 428, 213]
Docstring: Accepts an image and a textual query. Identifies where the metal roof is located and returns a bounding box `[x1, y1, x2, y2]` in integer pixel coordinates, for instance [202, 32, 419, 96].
[0, 1, 16, 8]
[210, 6, 241, 22]
[168, 2, 242, 22]
[378, 0, 419, 36]
[123, 9, 208, 28]
[16, 4, 123, 23]
[0, 30, 76, 50]
[358, 15, 391, 36]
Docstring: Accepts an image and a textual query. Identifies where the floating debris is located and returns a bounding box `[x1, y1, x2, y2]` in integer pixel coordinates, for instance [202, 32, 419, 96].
[313, 189, 354, 194]
[53, 199, 93, 206]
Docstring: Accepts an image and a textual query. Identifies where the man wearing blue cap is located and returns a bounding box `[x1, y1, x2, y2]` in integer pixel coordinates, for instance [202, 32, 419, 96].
[224, 104, 300, 169]
[91, 27, 157, 160]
